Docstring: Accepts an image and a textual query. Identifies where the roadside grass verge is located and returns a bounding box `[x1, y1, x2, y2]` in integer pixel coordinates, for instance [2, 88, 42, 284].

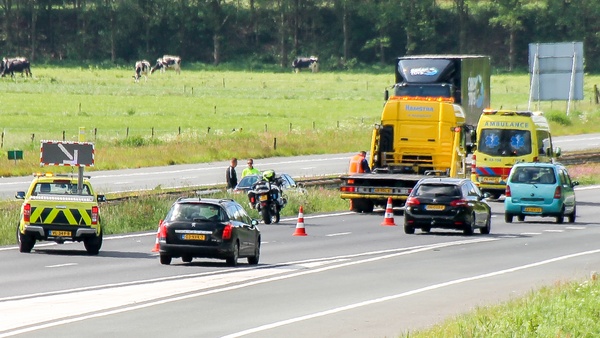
[403, 275, 600, 338]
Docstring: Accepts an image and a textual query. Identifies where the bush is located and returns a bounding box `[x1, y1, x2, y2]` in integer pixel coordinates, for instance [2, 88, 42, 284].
[545, 111, 572, 126]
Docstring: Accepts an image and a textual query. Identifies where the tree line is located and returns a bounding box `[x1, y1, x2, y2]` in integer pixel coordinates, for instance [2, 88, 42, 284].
[1, 0, 599, 72]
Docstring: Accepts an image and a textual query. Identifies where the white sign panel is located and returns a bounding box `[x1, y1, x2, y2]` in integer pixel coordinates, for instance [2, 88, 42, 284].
[528, 42, 584, 101]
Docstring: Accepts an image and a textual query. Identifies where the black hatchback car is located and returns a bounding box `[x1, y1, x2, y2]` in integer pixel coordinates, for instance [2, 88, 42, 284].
[404, 178, 491, 235]
[158, 198, 260, 266]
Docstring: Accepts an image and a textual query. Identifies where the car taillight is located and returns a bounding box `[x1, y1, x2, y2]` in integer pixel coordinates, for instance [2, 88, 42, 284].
[340, 186, 356, 192]
[405, 197, 420, 206]
[554, 186, 562, 199]
[222, 223, 233, 240]
[23, 203, 31, 222]
[91, 206, 99, 225]
[505, 185, 511, 197]
[450, 199, 468, 207]
[250, 196, 255, 203]
[471, 154, 476, 171]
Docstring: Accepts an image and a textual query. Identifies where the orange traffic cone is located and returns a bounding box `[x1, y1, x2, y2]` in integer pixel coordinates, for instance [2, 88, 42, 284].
[293, 206, 308, 236]
[381, 197, 396, 226]
[151, 220, 163, 252]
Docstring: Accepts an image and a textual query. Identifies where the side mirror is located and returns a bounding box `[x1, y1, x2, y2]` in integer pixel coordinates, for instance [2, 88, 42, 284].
[482, 192, 492, 200]
[251, 219, 259, 226]
[97, 194, 106, 203]
[15, 191, 25, 199]
[554, 147, 562, 157]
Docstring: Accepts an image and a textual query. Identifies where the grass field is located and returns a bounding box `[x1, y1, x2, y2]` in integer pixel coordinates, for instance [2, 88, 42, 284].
[0, 67, 599, 176]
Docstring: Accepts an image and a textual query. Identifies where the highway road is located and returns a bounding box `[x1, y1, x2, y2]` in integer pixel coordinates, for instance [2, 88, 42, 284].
[0, 132, 599, 200]
[0, 186, 599, 337]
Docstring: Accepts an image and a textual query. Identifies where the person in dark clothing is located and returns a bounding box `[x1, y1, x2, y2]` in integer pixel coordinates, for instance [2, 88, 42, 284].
[226, 158, 238, 190]
[359, 151, 371, 173]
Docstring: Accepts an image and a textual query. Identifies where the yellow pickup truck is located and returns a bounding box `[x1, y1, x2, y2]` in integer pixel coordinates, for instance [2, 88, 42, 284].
[15, 173, 106, 254]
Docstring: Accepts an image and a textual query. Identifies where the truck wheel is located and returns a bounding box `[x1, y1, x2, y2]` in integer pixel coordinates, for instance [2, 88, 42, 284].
[17, 225, 35, 253]
[84, 230, 103, 255]
[353, 199, 374, 213]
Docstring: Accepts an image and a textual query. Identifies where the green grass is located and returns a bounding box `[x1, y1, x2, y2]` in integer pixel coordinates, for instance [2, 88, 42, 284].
[403, 275, 600, 337]
[0, 68, 599, 176]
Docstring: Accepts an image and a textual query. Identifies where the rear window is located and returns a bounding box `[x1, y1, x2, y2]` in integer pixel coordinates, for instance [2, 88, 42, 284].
[510, 167, 556, 184]
[166, 203, 227, 222]
[414, 184, 461, 197]
[33, 182, 91, 196]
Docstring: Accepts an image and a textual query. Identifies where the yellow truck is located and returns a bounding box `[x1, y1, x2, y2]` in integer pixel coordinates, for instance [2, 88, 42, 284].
[471, 109, 560, 198]
[340, 55, 491, 212]
[16, 173, 106, 254]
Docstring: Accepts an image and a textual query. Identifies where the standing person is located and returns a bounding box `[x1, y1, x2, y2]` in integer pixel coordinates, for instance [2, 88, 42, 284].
[226, 158, 238, 190]
[348, 151, 370, 174]
[241, 158, 261, 178]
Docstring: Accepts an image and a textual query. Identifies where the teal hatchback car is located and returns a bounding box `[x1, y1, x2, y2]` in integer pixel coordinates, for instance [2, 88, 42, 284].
[504, 162, 578, 223]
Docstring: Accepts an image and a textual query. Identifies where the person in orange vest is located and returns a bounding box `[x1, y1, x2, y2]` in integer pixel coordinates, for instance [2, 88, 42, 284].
[348, 151, 371, 174]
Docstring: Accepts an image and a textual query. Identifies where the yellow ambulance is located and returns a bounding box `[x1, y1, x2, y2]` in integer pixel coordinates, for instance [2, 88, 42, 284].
[471, 109, 560, 198]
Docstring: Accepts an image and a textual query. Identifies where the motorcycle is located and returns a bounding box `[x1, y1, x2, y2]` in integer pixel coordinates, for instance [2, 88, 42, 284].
[247, 177, 287, 224]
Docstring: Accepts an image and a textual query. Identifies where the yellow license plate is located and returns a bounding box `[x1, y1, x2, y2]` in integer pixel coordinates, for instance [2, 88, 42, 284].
[425, 205, 445, 211]
[374, 188, 392, 194]
[480, 176, 501, 183]
[259, 195, 268, 201]
[182, 234, 206, 241]
[524, 207, 542, 213]
[50, 230, 71, 237]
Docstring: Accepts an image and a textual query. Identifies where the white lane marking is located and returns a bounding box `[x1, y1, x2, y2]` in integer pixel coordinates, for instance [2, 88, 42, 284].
[112, 181, 132, 185]
[45, 263, 77, 268]
[0, 239, 494, 336]
[521, 232, 542, 235]
[326, 232, 351, 237]
[544, 230, 564, 233]
[566, 226, 586, 230]
[222, 247, 600, 338]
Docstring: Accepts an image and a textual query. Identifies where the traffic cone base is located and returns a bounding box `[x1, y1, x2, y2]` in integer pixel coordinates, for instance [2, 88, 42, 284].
[381, 197, 397, 226]
[293, 206, 308, 236]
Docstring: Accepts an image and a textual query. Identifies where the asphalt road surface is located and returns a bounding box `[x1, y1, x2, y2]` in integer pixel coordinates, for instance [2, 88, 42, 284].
[0, 132, 599, 200]
[1, 185, 599, 337]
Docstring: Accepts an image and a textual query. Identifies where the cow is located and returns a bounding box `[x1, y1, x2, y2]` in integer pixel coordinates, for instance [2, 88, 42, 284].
[291, 56, 319, 73]
[1, 57, 32, 78]
[151, 55, 181, 74]
[133, 60, 151, 82]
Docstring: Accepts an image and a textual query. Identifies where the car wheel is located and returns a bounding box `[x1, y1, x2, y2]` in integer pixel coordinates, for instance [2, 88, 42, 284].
[261, 208, 272, 224]
[84, 230, 103, 255]
[568, 206, 576, 223]
[505, 213, 513, 223]
[160, 253, 172, 265]
[421, 226, 431, 233]
[517, 215, 525, 222]
[17, 224, 35, 253]
[226, 242, 239, 267]
[248, 240, 260, 265]
[403, 224, 415, 234]
[463, 212, 475, 236]
[556, 207, 565, 224]
[480, 214, 491, 235]
[182, 255, 192, 263]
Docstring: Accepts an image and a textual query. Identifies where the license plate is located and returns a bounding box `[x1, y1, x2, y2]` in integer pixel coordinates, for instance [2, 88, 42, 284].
[425, 205, 445, 211]
[50, 230, 71, 237]
[480, 176, 501, 183]
[259, 195, 268, 201]
[374, 188, 392, 194]
[182, 234, 206, 241]
[524, 207, 542, 213]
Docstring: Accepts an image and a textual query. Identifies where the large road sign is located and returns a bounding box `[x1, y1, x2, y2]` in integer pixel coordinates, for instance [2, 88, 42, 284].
[40, 141, 95, 167]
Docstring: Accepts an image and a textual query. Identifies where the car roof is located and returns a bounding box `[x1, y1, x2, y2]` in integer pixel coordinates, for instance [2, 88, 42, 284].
[417, 177, 468, 185]
[512, 162, 564, 169]
[175, 197, 236, 206]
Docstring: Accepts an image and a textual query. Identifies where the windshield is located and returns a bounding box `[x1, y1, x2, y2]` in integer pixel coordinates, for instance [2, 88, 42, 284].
[393, 84, 451, 98]
[478, 129, 532, 157]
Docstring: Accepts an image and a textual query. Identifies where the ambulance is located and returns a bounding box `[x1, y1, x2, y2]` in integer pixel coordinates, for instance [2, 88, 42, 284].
[471, 109, 560, 198]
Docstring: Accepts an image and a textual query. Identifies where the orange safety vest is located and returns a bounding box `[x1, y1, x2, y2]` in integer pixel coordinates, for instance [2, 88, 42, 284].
[348, 154, 365, 174]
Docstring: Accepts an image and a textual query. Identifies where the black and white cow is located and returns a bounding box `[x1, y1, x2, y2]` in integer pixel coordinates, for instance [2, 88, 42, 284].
[133, 60, 151, 82]
[151, 55, 181, 74]
[0, 57, 32, 78]
[291, 56, 318, 73]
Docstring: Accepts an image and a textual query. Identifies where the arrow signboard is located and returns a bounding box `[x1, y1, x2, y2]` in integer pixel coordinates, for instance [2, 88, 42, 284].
[40, 141, 95, 167]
